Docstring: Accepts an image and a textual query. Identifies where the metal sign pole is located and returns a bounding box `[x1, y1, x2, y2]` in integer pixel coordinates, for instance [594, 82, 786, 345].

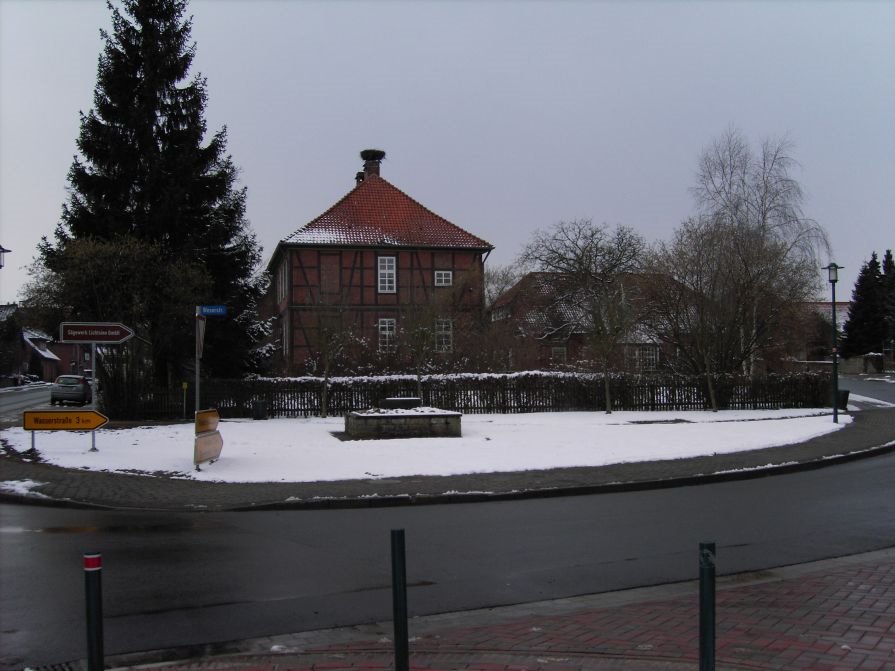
[90, 342, 97, 407]
[90, 342, 98, 451]
[195, 307, 200, 415]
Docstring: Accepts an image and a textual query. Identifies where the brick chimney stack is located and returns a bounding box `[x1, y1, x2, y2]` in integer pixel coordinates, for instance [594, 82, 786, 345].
[360, 149, 386, 179]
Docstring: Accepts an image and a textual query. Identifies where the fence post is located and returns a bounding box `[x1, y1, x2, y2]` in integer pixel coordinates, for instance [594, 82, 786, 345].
[83, 552, 104, 671]
[391, 529, 409, 671]
[699, 542, 716, 671]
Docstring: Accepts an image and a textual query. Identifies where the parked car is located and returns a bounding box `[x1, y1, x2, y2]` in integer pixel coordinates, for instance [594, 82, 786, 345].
[82, 369, 101, 392]
[50, 375, 93, 406]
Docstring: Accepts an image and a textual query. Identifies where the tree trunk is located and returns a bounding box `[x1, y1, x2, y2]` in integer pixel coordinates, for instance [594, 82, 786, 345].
[321, 366, 329, 418]
[602, 360, 612, 414]
[704, 355, 718, 412]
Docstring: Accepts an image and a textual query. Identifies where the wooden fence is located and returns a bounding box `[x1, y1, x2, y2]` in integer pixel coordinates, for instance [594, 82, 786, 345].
[103, 372, 832, 420]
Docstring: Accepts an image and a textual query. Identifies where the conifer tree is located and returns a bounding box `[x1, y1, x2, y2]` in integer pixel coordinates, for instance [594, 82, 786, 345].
[36, 0, 265, 383]
[882, 249, 895, 358]
[841, 252, 885, 358]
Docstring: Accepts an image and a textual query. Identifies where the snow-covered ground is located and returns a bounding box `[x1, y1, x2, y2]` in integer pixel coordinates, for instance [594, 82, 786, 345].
[0, 407, 859, 484]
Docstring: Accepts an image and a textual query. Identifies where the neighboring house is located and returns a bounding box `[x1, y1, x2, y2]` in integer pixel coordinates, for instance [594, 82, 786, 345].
[51, 341, 97, 378]
[802, 301, 853, 334]
[22, 328, 61, 381]
[1, 305, 62, 382]
[264, 150, 493, 375]
[489, 272, 661, 371]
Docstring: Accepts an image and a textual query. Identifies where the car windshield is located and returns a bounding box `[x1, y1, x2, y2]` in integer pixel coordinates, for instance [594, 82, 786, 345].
[55, 376, 82, 386]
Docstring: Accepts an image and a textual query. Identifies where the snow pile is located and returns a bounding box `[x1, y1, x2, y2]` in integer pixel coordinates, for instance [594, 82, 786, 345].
[0, 409, 849, 484]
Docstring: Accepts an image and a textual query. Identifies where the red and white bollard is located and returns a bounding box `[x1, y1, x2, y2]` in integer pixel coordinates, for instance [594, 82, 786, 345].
[84, 552, 104, 671]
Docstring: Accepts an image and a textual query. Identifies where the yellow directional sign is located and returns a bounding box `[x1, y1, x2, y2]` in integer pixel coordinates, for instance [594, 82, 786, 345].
[24, 410, 109, 431]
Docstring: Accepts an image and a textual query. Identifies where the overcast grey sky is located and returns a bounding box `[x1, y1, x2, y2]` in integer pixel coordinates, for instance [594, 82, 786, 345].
[1, 0, 893, 305]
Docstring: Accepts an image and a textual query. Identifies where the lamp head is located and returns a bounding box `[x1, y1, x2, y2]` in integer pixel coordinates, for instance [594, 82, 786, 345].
[823, 263, 841, 284]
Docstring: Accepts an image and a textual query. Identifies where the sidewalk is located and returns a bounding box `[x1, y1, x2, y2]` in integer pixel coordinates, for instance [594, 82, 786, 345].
[108, 548, 895, 671]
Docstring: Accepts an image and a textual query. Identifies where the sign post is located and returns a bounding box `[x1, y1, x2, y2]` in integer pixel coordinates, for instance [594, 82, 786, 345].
[195, 306, 226, 413]
[195, 309, 204, 415]
[59, 322, 134, 445]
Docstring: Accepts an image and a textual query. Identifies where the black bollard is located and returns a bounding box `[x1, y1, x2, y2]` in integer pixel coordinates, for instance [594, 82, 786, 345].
[84, 552, 104, 671]
[391, 529, 409, 671]
[699, 542, 716, 671]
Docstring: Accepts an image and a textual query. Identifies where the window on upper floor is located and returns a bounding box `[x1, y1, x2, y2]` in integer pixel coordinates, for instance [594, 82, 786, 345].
[277, 260, 288, 303]
[434, 270, 453, 287]
[378, 256, 396, 293]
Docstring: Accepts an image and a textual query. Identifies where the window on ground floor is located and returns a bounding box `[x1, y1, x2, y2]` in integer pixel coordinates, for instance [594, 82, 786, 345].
[378, 318, 396, 352]
[435, 318, 453, 353]
[626, 344, 660, 372]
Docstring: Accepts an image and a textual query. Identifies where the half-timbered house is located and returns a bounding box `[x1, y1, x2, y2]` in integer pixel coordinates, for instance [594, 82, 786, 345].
[264, 150, 493, 375]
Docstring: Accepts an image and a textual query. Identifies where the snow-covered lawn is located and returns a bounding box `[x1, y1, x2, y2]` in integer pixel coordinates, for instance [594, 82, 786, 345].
[0, 408, 851, 483]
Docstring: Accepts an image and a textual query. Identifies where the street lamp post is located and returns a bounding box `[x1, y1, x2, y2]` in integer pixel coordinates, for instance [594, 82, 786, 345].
[0, 245, 10, 269]
[824, 263, 842, 423]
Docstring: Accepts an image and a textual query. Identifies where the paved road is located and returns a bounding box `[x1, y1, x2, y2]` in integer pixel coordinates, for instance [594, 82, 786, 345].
[840, 372, 895, 405]
[0, 384, 50, 418]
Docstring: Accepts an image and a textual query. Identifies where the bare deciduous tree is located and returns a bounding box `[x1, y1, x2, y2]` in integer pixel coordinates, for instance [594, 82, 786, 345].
[691, 128, 829, 375]
[646, 211, 821, 409]
[484, 263, 523, 309]
[518, 219, 646, 412]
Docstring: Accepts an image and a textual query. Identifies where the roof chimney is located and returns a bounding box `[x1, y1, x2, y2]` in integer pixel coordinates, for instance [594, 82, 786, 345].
[360, 148, 385, 178]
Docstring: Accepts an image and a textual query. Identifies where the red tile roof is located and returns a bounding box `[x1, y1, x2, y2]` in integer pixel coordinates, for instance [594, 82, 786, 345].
[283, 175, 493, 250]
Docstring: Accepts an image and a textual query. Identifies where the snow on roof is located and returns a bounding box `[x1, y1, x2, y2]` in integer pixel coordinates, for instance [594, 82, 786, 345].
[22, 329, 60, 361]
[283, 175, 493, 250]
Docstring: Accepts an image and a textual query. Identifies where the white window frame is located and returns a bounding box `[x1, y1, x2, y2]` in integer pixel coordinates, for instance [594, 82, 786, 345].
[378, 318, 396, 353]
[277, 260, 288, 303]
[626, 344, 660, 372]
[640, 344, 659, 372]
[435, 318, 453, 353]
[434, 270, 453, 287]
[378, 256, 396, 294]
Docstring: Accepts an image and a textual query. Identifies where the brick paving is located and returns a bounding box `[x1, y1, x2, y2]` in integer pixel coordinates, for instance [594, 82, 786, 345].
[114, 550, 895, 671]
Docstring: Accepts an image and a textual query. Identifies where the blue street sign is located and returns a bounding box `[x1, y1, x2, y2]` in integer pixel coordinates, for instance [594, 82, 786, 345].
[199, 305, 228, 317]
